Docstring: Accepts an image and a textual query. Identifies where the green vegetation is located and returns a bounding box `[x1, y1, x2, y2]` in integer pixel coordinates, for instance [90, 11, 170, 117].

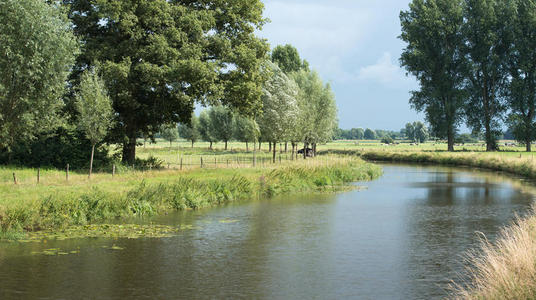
[0, 155, 381, 240]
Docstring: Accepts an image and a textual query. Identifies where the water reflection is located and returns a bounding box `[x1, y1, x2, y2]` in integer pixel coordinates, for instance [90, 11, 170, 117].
[0, 164, 534, 299]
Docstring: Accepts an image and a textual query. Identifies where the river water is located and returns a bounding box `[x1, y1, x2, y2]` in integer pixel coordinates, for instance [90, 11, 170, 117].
[1, 164, 535, 299]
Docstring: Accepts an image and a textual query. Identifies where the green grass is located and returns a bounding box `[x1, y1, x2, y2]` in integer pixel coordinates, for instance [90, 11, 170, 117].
[0, 155, 381, 239]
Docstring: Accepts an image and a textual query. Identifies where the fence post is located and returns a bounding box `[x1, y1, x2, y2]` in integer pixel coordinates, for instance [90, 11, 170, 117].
[215, 157, 217, 168]
[112, 164, 115, 177]
[13, 173, 17, 185]
[201, 157, 203, 168]
[37, 168, 40, 184]
[227, 159, 229, 168]
[180, 158, 183, 170]
[66, 164, 70, 181]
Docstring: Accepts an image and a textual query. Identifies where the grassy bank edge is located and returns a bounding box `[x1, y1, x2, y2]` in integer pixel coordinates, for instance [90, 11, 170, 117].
[0, 158, 382, 240]
[327, 149, 536, 300]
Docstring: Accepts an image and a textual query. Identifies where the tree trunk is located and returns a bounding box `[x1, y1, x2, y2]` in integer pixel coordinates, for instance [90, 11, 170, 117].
[269, 142, 272, 152]
[253, 140, 257, 167]
[122, 134, 137, 164]
[303, 142, 307, 159]
[225, 140, 228, 150]
[259, 142, 262, 151]
[291, 142, 295, 160]
[272, 142, 276, 163]
[483, 80, 495, 152]
[89, 143, 95, 179]
[313, 143, 317, 157]
[191, 141, 194, 148]
[285, 142, 288, 153]
[246, 142, 249, 152]
[209, 141, 213, 149]
[527, 139, 532, 152]
[447, 124, 455, 152]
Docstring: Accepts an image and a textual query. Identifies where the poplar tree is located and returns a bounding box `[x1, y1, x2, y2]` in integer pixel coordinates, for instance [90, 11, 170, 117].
[400, 0, 466, 151]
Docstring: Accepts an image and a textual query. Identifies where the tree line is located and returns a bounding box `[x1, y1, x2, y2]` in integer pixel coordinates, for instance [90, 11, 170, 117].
[0, 1, 337, 170]
[401, 0, 536, 152]
[160, 45, 338, 163]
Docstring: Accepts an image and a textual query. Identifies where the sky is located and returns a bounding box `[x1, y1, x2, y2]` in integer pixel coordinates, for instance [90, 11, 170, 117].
[259, 0, 424, 131]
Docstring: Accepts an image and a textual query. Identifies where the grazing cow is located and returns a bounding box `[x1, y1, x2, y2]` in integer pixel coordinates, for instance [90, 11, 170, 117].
[297, 148, 313, 157]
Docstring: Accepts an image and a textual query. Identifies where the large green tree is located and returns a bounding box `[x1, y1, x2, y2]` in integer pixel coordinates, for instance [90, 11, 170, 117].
[400, 0, 467, 151]
[65, 0, 269, 163]
[462, 0, 509, 151]
[233, 115, 259, 151]
[504, 0, 536, 152]
[178, 115, 200, 148]
[74, 69, 114, 178]
[0, 0, 78, 155]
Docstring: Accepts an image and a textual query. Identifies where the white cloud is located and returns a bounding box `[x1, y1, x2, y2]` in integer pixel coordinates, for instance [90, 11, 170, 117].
[357, 52, 412, 86]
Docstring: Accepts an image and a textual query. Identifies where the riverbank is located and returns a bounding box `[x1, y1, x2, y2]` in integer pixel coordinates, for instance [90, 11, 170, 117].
[0, 156, 381, 240]
[324, 149, 536, 299]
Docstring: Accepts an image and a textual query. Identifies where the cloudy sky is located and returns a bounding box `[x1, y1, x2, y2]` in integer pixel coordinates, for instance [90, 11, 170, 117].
[259, 0, 423, 130]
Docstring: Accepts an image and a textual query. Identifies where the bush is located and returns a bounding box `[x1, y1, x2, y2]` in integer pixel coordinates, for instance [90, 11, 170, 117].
[381, 136, 394, 144]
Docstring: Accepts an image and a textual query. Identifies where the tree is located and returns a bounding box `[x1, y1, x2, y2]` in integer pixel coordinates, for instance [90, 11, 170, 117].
[198, 110, 216, 149]
[405, 123, 415, 141]
[413, 121, 429, 143]
[0, 0, 78, 156]
[292, 69, 338, 157]
[208, 106, 234, 150]
[462, 0, 509, 151]
[350, 128, 365, 140]
[259, 61, 299, 162]
[272, 44, 305, 74]
[504, 0, 536, 152]
[400, 0, 467, 151]
[234, 115, 259, 151]
[160, 124, 179, 149]
[65, 0, 269, 163]
[178, 115, 200, 148]
[364, 129, 376, 140]
[74, 69, 114, 178]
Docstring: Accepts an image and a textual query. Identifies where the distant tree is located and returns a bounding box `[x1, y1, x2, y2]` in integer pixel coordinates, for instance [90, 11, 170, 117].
[364, 129, 377, 140]
[0, 0, 78, 156]
[209, 105, 234, 150]
[405, 123, 415, 141]
[413, 122, 429, 143]
[271, 44, 304, 74]
[178, 115, 200, 148]
[400, 0, 466, 151]
[74, 69, 114, 178]
[350, 128, 365, 140]
[160, 124, 179, 148]
[381, 136, 394, 144]
[198, 110, 216, 149]
[234, 115, 259, 151]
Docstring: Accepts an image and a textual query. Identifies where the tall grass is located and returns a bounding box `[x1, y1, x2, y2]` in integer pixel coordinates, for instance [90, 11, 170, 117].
[0, 157, 381, 237]
[451, 209, 536, 299]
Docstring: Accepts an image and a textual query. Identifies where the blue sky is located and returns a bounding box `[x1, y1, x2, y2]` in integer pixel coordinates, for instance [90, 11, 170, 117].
[259, 0, 424, 131]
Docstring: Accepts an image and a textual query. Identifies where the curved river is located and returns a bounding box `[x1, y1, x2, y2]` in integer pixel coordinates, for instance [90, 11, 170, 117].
[1, 164, 535, 299]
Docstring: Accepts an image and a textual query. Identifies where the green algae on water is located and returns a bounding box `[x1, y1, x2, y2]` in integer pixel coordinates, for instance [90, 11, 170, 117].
[24, 224, 183, 242]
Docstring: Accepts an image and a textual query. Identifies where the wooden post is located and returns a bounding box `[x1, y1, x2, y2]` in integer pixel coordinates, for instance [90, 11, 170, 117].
[215, 157, 217, 168]
[201, 157, 203, 168]
[279, 155, 281, 164]
[13, 173, 17, 185]
[37, 168, 40, 184]
[227, 159, 229, 168]
[180, 158, 183, 170]
[112, 164, 115, 177]
[66, 164, 70, 181]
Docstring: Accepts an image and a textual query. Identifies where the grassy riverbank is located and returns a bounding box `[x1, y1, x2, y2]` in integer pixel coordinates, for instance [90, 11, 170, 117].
[0, 156, 381, 240]
[452, 209, 536, 299]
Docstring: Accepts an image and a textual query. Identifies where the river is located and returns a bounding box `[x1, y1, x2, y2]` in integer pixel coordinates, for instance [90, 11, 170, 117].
[1, 164, 534, 299]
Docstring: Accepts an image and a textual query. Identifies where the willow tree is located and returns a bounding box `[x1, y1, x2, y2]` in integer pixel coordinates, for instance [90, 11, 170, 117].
[65, 0, 269, 163]
[178, 115, 200, 148]
[0, 0, 78, 156]
[75, 70, 113, 178]
[400, 0, 467, 151]
[258, 62, 299, 163]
